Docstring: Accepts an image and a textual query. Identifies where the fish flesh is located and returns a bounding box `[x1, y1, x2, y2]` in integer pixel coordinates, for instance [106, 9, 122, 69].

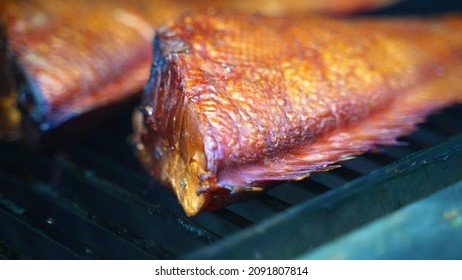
[134, 11, 462, 216]
[0, 0, 400, 145]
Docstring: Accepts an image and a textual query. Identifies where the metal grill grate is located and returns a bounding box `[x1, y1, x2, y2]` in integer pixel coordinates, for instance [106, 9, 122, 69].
[0, 103, 461, 259]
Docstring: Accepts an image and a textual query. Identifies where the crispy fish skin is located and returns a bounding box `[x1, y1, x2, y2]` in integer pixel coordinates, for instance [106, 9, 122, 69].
[134, 12, 462, 216]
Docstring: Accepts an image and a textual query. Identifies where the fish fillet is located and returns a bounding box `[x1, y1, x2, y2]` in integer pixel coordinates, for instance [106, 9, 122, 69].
[134, 12, 462, 216]
[0, 0, 400, 143]
[0, 0, 154, 141]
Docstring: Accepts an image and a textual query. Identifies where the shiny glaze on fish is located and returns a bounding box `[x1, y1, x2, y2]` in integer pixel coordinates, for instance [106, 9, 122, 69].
[135, 12, 462, 216]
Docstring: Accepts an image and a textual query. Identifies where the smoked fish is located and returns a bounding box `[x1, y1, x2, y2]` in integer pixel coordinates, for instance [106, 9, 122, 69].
[134, 12, 462, 216]
[0, 0, 154, 145]
[0, 0, 400, 144]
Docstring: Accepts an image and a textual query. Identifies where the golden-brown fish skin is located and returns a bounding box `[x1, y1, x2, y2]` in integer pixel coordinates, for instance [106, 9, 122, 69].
[134, 12, 462, 216]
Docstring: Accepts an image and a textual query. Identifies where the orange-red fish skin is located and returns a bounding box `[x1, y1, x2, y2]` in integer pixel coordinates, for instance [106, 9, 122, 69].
[135, 12, 462, 216]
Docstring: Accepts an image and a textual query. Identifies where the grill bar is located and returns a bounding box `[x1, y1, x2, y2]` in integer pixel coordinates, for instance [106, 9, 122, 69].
[0, 206, 82, 259]
[17, 178, 175, 259]
[0, 174, 103, 259]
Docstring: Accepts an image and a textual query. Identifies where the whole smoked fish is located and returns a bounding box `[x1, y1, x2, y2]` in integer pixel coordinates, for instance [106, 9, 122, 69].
[134, 12, 462, 216]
